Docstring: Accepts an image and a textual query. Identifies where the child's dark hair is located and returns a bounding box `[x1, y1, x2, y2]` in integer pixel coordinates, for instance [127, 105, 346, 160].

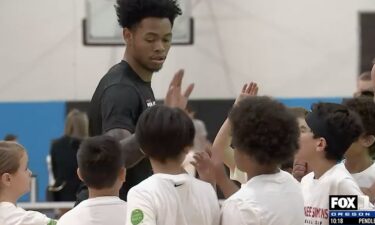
[307, 102, 363, 161]
[343, 97, 375, 156]
[116, 0, 182, 29]
[77, 135, 124, 189]
[136, 105, 195, 163]
[229, 96, 300, 165]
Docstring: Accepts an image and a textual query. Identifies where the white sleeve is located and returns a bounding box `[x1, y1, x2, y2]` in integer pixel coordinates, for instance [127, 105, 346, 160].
[126, 188, 156, 225]
[56, 212, 72, 225]
[5, 208, 55, 225]
[338, 177, 364, 195]
[212, 203, 220, 225]
[209, 194, 220, 225]
[338, 178, 374, 209]
[220, 200, 260, 225]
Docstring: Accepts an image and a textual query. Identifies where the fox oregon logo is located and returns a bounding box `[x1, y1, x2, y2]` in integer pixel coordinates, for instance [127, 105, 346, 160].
[329, 195, 358, 210]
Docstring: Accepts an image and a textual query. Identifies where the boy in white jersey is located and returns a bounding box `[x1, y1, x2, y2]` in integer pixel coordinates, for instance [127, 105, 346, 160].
[342, 97, 375, 199]
[126, 105, 220, 225]
[226, 107, 311, 183]
[0, 141, 56, 225]
[57, 135, 127, 225]
[221, 96, 305, 225]
[298, 102, 370, 225]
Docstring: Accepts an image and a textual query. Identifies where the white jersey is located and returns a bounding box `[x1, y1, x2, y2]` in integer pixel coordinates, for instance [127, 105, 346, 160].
[343, 162, 375, 188]
[126, 173, 220, 225]
[0, 202, 55, 225]
[301, 164, 370, 225]
[221, 170, 304, 225]
[57, 196, 126, 225]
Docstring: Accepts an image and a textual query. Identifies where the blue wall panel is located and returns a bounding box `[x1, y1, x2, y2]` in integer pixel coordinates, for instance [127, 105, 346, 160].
[278, 97, 344, 109]
[0, 102, 65, 202]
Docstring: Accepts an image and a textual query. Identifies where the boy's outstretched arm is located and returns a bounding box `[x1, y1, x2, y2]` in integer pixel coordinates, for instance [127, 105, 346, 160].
[211, 82, 259, 171]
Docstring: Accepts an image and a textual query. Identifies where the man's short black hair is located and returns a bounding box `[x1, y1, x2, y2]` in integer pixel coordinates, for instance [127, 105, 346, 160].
[308, 103, 363, 161]
[229, 96, 300, 165]
[136, 105, 194, 163]
[77, 135, 123, 189]
[115, 0, 182, 29]
[343, 97, 375, 156]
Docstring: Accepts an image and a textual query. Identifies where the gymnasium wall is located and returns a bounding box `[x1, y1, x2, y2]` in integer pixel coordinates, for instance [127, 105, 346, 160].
[0, 0, 375, 102]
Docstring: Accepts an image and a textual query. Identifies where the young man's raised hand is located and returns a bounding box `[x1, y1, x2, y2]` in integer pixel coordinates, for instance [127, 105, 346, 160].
[164, 69, 195, 110]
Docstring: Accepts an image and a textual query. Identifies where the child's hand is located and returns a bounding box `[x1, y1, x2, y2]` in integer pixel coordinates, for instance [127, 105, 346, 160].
[191, 150, 215, 185]
[191, 149, 231, 187]
[234, 82, 258, 106]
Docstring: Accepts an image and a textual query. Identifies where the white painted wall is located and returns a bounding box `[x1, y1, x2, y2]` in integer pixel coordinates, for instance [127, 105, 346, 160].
[0, 0, 374, 101]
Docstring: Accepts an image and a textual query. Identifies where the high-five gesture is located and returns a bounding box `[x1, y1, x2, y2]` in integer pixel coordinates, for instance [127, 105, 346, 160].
[164, 69, 195, 110]
[234, 82, 258, 105]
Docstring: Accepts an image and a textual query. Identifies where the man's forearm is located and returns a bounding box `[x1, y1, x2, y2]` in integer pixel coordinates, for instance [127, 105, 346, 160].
[119, 134, 145, 168]
[105, 128, 145, 169]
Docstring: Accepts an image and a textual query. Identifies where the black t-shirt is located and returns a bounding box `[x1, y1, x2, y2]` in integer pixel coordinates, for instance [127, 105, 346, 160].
[89, 60, 156, 200]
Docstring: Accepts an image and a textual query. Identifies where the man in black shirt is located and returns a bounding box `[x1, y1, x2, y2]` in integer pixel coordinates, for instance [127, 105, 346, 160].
[77, 0, 194, 202]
